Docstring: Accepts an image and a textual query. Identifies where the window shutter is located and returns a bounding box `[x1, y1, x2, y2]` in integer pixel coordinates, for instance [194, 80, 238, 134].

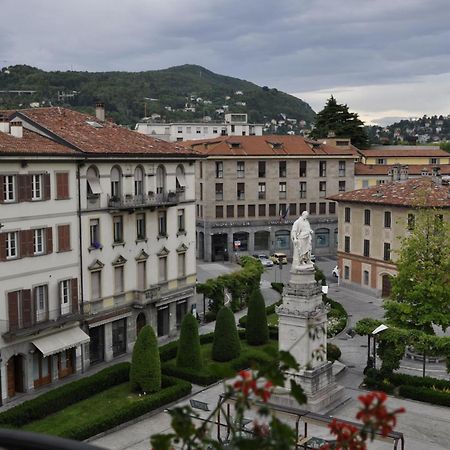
[56, 173, 69, 199]
[57, 224, 70, 252]
[71, 278, 79, 313]
[22, 289, 32, 328]
[46, 227, 53, 254]
[43, 173, 51, 200]
[8, 291, 19, 331]
[19, 229, 33, 258]
[18, 174, 32, 202]
[0, 233, 6, 261]
[0, 175, 4, 203]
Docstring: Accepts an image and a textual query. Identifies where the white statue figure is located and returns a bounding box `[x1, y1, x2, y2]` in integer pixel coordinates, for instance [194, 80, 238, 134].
[291, 211, 314, 267]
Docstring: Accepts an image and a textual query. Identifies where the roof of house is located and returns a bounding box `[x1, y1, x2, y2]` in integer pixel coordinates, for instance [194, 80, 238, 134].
[328, 177, 450, 208]
[354, 162, 450, 176]
[1, 107, 198, 157]
[359, 146, 449, 158]
[182, 135, 359, 157]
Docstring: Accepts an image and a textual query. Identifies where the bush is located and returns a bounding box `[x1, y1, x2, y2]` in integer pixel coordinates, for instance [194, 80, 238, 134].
[0, 363, 130, 428]
[399, 385, 450, 407]
[271, 282, 284, 294]
[129, 325, 161, 393]
[389, 372, 450, 390]
[177, 314, 202, 370]
[327, 343, 342, 362]
[163, 364, 219, 386]
[246, 289, 269, 346]
[159, 340, 179, 363]
[212, 307, 241, 362]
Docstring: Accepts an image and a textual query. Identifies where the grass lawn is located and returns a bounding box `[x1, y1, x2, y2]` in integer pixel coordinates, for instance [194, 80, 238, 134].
[23, 382, 142, 436]
[267, 313, 278, 327]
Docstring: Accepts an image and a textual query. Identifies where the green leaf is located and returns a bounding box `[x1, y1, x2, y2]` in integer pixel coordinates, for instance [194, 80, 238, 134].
[290, 380, 307, 405]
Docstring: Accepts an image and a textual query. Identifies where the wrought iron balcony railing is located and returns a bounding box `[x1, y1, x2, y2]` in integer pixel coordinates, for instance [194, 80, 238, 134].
[107, 188, 185, 210]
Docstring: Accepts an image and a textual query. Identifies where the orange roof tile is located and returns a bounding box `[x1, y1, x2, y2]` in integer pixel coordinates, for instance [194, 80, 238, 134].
[355, 162, 450, 176]
[359, 146, 449, 158]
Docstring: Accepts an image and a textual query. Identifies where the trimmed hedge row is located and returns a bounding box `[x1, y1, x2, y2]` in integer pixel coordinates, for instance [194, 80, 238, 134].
[0, 363, 130, 428]
[398, 385, 450, 407]
[56, 376, 192, 441]
[389, 372, 450, 391]
[162, 363, 219, 386]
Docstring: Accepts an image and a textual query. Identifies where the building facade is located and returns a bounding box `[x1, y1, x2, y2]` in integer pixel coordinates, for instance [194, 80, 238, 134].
[188, 135, 357, 262]
[329, 176, 450, 297]
[0, 107, 198, 402]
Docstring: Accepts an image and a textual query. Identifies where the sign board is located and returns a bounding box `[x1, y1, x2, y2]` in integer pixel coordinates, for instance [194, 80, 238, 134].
[234, 240, 241, 249]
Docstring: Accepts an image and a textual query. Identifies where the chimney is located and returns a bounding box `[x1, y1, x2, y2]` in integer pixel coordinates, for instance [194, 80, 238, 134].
[431, 166, 441, 184]
[390, 163, 400, 181]
[399, 165, 408, 181]
[95, 102, 105, 122]
[0, 115, 10, 134]
[10, 120, 23, 138]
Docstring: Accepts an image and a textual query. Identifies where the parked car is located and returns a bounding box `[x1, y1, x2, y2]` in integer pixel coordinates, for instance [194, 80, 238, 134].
[332, 265, 339, 277]
[270, 252, 288, 264]
[310, 254, 316, 263]
[257, 254, 274, 267]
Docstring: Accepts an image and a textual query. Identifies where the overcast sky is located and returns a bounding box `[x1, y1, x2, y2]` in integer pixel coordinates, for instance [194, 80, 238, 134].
[2, 0, 450, 124]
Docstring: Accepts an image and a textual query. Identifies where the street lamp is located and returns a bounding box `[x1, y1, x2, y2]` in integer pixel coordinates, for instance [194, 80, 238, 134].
[370, 324, 388, 371]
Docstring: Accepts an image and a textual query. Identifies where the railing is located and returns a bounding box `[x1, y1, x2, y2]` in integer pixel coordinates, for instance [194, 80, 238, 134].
[107, 189, 184, 209]
[86, 194, 101, 209]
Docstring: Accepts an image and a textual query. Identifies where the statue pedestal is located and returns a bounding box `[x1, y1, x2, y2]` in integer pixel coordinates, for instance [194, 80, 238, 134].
[274, 264, 345, 413]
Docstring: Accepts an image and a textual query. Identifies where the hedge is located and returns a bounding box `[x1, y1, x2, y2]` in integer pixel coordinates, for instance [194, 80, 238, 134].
[0, 363, 130, 428]
[388, 372, 450, 391]
[246, 289, 269, 346]
[212, 307, 241, 362]
[162, 364, 219, 386]
[271, 282, 284, 294]
[176, 314, 202, 370]
[399, 385, 450, 407]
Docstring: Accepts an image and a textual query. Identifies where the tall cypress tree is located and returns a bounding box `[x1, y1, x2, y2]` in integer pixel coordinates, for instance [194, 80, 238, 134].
[212, 307, 241, 362]
[176, 313, 202, 370]
[246, 288, 269, 346]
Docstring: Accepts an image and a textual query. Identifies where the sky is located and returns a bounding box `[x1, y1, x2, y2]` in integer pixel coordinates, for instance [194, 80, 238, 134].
[1, 0, 450, 125]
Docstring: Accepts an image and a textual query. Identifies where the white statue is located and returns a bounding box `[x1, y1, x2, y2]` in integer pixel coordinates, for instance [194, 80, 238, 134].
[291, 211, 314, 267]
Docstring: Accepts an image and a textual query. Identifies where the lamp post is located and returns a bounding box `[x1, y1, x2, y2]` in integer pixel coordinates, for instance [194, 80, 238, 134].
[371, 324, 388, 371]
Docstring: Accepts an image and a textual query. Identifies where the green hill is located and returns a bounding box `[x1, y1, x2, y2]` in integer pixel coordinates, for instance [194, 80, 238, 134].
[0, 64, 315, 127]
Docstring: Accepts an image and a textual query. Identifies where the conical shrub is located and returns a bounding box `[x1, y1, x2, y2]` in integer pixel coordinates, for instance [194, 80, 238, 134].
[176, 313, 202, 370]
[246, 288, 269, 345]
[129, 325, 161, 393]
[212, 306, 241, 362]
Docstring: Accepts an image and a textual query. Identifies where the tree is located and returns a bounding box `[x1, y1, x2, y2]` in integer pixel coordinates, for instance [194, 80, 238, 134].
[176, 313, 202, 370]
[384, 208, 450, 334]
[310, 96, 369, 148]
[212, 307, 241, 362]
[246, 288, 269, 346]
[129, 325, 161, 393]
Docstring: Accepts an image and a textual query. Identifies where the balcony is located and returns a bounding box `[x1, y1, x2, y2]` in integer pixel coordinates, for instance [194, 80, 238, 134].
[107, 189, 185, 212]
[2, 306, 81, 342]
[133, 286, 162, 308]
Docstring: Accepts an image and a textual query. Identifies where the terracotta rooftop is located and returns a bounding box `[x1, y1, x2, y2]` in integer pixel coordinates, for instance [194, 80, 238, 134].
[359, 146, 449, 158]
[2, 107, 198, 157]
[355, 162, 450, 176]
[182, 135, 359, 157]
[328, 177, 450, 208]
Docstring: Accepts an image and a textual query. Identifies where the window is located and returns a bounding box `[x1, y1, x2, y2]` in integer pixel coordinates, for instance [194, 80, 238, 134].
[57, 224, 71, 252]
[156, 165, 166, 194]
[289, 203, 297, 216]
[315, 228, 330, 248]
[299, 203, 307, 214]
[6, 232, 18, 259]
[90, 219, 100, 248]
[344, 236, 350, 253]
[35, 285, 48, 322]
[199, 161, 203, 178]
[339, 161, 346, 177]
[275, 230, 290, 249]
[177, 209, 185, 232]
[363, 239, 370, 257]
[384, 211, 391, 228]
[384, 243, 391, 261]
[91, 271, 101, 299]
[319, 161, 327, 177]
[237, 182, 245, 200]
[377, 158, 386, 165]
[299, 161, 307, 177]
[176, 165, 186, 192]
[3, 175, 16, 202]
[279, 182, 286, 199]
[136, 214, 146, 240]
[56, 172, 69, 199]
[319, 181, 327, 197]
[299, 182, 307, 199]
[178, 252, 186, 278]
[134, 166, 144, 196]
[199, 183, 203, 201]
[329, 202, 336, 214]
[114, 266, 124, 293]
[237, 161, 245, 178]
[362, 180, 369, 188]
[345, 207, 351, 223]
[33, 228, 45, 255]
[215, 161, 224, 178]
[186, 126, 191, 134]
[86, 166, 101, 196]
[363, 270, 369, 285]
[258, 204, 266, 216]
[338, 180, 346, 192]
[269, 204, 277, 216]
[227, 205, 234, 218]
[309, 202, 316, 215]
[215, 183, 223, 201]
[110, 166, 121, 198]
[60, 280, 70, 315]
[279, 203, 287, 218]
[237, 205, 245, 217]
[430, 158, 439, 164]
[407, 213, 415, 230]
[319, 202, 326, 214]
[258, 182, 266, 199]
[158, 256, 167, 282]
[137, 261, 146, 290]
[177, 126, 183, 134]
[377, 179, 386, 185]
[158, 211, 167, 236]
[113, 216, 124, 243]
[344, 265, 350, 280]
[248, 204, 255, 217]
[364, 209, 371, 226]
[216, 206, 223, 218]
[31, 174, 42, 200]
[258, 161, 266, 178]
[213, 128, 218, 134]
[279, 161, 287, 177]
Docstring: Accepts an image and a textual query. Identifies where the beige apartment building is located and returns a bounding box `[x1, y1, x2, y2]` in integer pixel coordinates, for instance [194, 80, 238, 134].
[186, 135, 357, 261]
[329, 175, 450, 297]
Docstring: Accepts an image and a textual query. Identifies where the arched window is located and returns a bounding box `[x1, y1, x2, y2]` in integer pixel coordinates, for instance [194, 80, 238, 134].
[156, 165, 166, 194]
[86, 166, 101, 196]
[134, 166, 144, 196]
[110, 166, 122, 198]
[315, 228, 330, 248]
[275, 230, 290, 249]
[176, 164, 186, 192]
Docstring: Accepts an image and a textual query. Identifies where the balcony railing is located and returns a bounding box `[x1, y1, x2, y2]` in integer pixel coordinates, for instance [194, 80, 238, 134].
[107, 189, 185, 210]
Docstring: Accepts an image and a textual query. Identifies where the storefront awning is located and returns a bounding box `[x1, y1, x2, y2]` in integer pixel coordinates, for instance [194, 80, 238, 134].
[32, 327, 90, 358]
